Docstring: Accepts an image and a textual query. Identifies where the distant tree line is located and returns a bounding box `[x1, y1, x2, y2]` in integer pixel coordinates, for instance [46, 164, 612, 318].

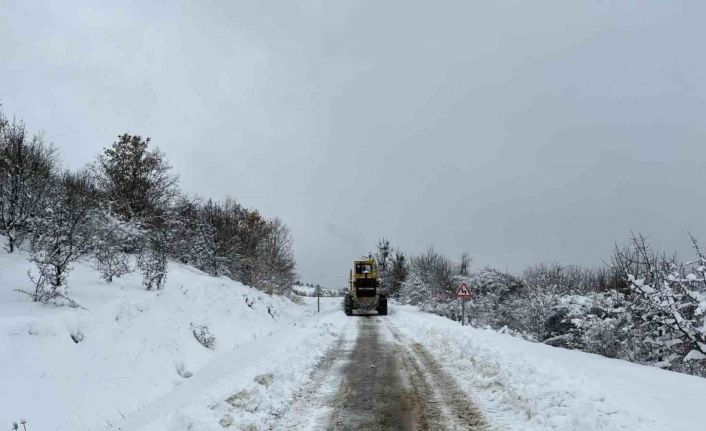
[370, 235, 706, 377]
[0, 108, 295, 305]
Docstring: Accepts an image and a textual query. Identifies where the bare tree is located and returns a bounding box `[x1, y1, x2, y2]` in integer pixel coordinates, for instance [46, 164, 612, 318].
[458, 251, 472, 276]
[252, 218, 296, 295]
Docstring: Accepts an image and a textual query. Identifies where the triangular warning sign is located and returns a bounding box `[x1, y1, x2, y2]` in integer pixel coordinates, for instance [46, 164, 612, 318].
[456, 283, 472, 298]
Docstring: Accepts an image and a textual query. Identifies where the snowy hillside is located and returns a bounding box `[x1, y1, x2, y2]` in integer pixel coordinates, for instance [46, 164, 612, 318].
[0, 243, 346, 430]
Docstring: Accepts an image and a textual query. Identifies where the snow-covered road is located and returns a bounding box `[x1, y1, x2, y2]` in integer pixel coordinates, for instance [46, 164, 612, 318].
[270, 304, 706, 431]
[274, 315, 488, 430]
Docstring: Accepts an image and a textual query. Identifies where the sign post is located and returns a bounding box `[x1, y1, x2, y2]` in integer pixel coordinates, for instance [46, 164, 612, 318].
[315, 285, 321, 313]
[455, 283, 472, 326]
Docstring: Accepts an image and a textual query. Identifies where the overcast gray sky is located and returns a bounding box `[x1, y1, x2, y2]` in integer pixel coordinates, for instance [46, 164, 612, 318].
[3, 1, 706, 288]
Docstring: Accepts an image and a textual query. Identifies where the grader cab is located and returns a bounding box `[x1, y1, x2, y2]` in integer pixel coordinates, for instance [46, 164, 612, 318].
[344, 259, 388, 315]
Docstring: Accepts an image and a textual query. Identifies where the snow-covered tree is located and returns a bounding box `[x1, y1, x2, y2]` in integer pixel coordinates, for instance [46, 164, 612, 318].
[1, 106, 301, 302]
[0, 114, 56, 252]
[95, 134, 177, 225]
[94, 134, 177, 290]
[169, 196, 225, 276]
[388, 249, 409, 297]
[374, 238, 392, 289]
[21, 170, 97, 305]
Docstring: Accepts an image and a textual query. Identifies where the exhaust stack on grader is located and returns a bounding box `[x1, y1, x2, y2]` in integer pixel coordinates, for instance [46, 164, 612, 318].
[344, 259, 388, 315]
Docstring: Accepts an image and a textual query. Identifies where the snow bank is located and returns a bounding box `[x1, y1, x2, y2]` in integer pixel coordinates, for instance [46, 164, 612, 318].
[0, 243, 348, 430]
[391, 305, 706, 431]
[291, 284, 344, 297]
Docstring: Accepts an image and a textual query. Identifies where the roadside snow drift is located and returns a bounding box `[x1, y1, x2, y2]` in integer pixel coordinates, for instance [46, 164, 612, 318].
[391, 305, 706, 431]
[0, 242, 348, 430]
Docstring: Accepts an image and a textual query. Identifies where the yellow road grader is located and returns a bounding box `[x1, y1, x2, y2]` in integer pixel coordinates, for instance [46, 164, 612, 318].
[344, 259, 388, 315]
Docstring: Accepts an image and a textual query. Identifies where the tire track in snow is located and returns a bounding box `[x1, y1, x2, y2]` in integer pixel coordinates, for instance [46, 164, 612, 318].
[329, 316, 490, 430]
[383, 322, 493, 431]
[270, 313, 494, 430]
[268, 316, 358, 430]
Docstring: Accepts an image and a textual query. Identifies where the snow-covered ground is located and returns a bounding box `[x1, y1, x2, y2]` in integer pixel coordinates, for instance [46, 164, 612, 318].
[0, 242, 349, 430]
[4, 238, 706, 430]
[392, 305, 706, 431]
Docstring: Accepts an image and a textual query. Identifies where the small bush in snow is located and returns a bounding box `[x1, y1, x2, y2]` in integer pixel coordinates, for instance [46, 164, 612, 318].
[70, 330, 85, 344]
[138, 229, 168, 290]
[94, 211, 136, 283]
[191, 323, 216, 349]
[96, 245, 130, 283]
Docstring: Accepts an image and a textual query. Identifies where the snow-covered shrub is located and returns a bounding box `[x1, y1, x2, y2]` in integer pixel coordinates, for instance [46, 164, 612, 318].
[613, 234, 706, 375]
[466, 268, 524, 329]
[578, 311, 633, 359]
[96, 245, 130, 283]
[138, 229, 168, 290]
[398, 273, 432, 306]
[416, 299, 460, 321]
[543, 293, 632, 359]
[517, 264, 602, 340]
[191, 323, 216, 349]
[397, 248, 457, 311]
[94, 211, 135, 283]
[70, 329, 85, 344]
[410, 247, 456, 301]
